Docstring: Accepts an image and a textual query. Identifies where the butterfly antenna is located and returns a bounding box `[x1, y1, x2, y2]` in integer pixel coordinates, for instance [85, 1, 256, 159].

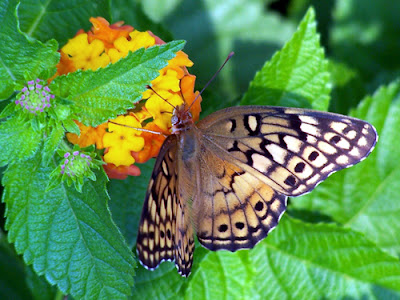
[187, 51, 234, 112]
[146, 85, 176, 109]
[108, 120, 165, 136]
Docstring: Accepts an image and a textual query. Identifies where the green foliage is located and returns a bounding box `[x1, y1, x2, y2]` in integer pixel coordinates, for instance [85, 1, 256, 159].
[1, 0, 399, 299]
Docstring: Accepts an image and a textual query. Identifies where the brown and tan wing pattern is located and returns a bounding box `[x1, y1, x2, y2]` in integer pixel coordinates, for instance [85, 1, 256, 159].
[198, 106, 378, 197]
[136, 135, 194, 276]
[193, 141, 287, 251]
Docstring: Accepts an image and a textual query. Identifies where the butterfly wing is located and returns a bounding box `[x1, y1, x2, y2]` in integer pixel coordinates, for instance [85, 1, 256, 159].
[136, 135, 194, 276]
[197, 106, 378, 197]
[192, 140, 287, 251]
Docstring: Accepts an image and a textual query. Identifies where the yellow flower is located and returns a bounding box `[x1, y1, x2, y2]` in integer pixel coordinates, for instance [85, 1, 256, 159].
[61, 33, 110, 71]
[109, 31, 156, 63]
[103, 116, 144, 166]
[145, 92, 184, 131]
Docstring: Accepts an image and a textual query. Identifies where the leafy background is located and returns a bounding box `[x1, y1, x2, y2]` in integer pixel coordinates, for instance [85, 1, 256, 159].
[1, 0, 400, 299]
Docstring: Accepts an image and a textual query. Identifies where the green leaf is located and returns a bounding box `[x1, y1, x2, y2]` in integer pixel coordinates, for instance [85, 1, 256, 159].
[241, 7, 331, 111]
[18, 0, 111, 46]
[250, 217, 400, 299]
[0, 0, 59, 99]
[0, 113, 42, 167]
[43, 122, 65, 165]
[50, 40, 185, 126]
[292, 80, 400, 256]
[153, 0, 296, 101]
[3, 150, 136, 299]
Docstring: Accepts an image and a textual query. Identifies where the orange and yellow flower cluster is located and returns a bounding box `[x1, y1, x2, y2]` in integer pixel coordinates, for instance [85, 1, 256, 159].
[56, 17, 202, 178]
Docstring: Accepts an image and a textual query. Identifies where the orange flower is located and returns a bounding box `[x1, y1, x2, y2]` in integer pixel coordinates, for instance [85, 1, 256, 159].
[87, 17, 133, 49]
[134, 123, 167, 163]
[66, 121, 107, 149]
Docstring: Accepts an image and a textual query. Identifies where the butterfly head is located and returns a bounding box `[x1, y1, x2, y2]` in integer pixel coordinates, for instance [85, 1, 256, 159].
[171, 104, 194, 134]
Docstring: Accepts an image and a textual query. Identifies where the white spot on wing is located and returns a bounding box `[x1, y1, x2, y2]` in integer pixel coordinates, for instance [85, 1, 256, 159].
[330, 121, 347, 133]
[248, 115, 258, 131]
[300, 123, 320, 137]
[284, 135, 303, 152]
[252, 153, 273, 173]
[266, 144, 287, 165]
[358, 136, 368, 147]
[299, 115, 319, 125]
[336, 155, 349, 165]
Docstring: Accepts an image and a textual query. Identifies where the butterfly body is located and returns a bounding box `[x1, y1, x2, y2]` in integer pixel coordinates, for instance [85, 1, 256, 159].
[136, 105, 377, 277]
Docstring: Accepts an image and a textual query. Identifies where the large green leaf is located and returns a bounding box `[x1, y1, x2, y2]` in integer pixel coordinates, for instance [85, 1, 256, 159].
[3, 150, 136, 299]
[241, 7, 331, 111]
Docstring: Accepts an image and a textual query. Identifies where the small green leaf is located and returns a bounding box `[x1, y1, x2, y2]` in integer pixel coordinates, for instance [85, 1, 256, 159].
[51, 40, 185, 126]
[241, 7, 331, 111]
[293, 80, 400, 256]
[0, 0, 59, 99]
[3, 150, 136, 299]
[0, 113, 42, 166]
[62, 119, 80, 135]
[42, 122, 65, 165]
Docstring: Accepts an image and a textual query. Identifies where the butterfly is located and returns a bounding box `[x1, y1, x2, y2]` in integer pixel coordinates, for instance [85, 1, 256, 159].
[136, 104, 377, 277]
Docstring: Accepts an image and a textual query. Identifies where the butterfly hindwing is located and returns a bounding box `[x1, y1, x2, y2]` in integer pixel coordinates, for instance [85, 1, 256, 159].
[136, 135, 194, 276]
[193, 142, 287, 251]
[198, 106, 377, 197]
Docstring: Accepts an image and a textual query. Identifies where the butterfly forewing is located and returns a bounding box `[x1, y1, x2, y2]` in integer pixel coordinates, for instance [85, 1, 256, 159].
[198, 106, 378, 197]
[136, 135, 194, 276]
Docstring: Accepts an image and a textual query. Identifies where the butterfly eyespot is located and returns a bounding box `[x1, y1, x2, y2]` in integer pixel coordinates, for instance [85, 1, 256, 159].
[330, 135, 341, 144]
[308, 151, 319, 161]
[294, 162, 306, 173]
[284, 175, 296, 186]
[235, 222, 245, 230]
[218, 224, 228, 232]
[255, 201, 264, 211]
